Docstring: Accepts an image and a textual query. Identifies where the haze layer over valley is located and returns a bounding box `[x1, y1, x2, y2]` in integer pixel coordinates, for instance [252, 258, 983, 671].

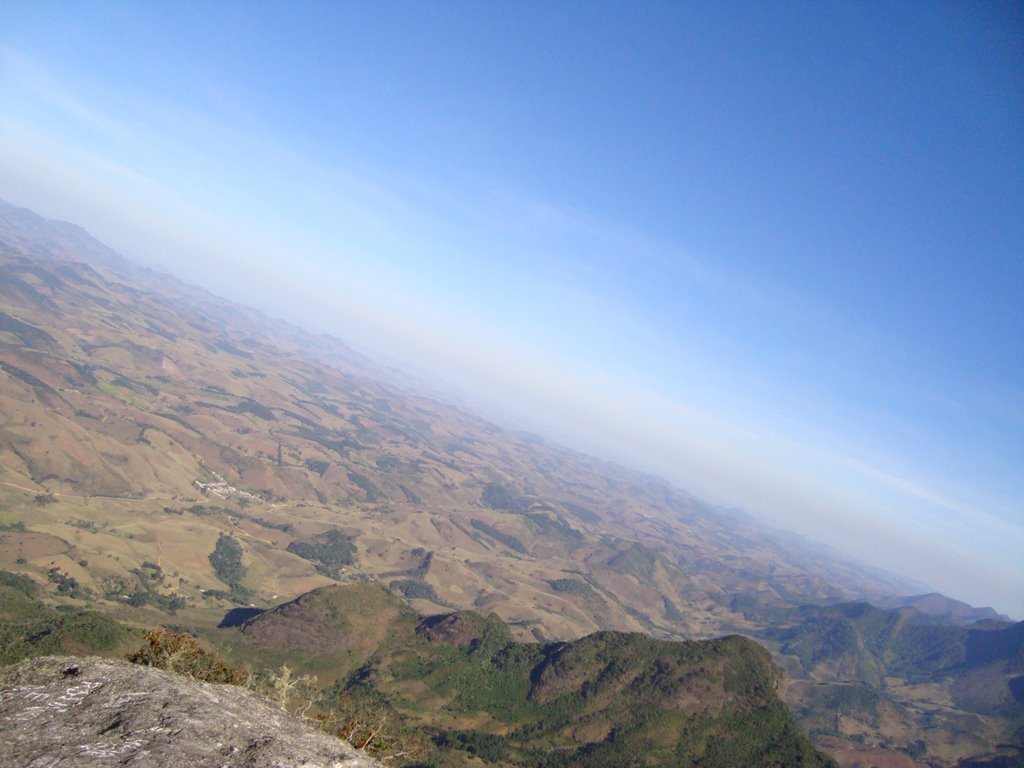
[0, 200, 915, 639]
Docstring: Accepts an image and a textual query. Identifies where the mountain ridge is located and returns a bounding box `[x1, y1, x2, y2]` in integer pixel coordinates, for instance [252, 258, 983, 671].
[228, 581, 838, 767]
[872, 593, 1012, 626]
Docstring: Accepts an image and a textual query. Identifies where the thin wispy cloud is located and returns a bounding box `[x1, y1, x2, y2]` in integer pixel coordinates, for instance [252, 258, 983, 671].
[837, 454, 1023, 540]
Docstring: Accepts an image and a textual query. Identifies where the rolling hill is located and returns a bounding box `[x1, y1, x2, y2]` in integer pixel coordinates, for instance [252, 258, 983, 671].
[0, 198, 915, 641]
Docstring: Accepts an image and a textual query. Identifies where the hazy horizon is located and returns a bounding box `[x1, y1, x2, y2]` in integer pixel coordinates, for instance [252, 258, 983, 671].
[1, 3, 1021, 617]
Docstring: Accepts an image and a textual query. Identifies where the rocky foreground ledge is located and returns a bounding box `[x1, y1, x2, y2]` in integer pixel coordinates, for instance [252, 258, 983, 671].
[0, 656, 383, 768]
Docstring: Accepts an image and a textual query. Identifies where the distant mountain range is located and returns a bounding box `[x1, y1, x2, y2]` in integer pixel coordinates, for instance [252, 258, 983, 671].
[761, 601, 1023, 767]
[872, 593, 1012, 626]
[0, 199, 1020, 767]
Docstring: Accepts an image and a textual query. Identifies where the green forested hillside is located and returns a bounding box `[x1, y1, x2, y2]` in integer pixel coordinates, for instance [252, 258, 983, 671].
[0, 573, 135, 664]
[0, 578, 834, 767]
[232, 583, 835, 767]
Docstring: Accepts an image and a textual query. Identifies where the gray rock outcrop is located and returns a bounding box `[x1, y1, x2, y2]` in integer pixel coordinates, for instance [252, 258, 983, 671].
[0, 656, 383, 767]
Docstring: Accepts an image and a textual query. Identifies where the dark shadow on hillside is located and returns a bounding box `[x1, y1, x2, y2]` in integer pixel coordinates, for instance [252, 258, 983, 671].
[218, 607, 264, 628]
[1008, 675, 1024, 705]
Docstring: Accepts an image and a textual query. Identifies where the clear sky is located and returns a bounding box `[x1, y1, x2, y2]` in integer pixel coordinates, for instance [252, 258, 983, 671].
[1, 2, 1022, 616]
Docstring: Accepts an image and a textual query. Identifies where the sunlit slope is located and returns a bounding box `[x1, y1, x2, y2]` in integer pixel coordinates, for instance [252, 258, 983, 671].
[1, 202, 912, 643]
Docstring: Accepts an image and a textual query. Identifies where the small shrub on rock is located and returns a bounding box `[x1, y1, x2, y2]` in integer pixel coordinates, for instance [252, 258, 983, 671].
[127, 629, 243, 684]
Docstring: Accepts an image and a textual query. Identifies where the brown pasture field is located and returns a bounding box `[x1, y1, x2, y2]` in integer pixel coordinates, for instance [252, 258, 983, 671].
[0, 531, 69, 562]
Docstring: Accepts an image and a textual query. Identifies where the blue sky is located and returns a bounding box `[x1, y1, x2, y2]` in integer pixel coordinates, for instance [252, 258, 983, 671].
[1, 2, 1022, 616]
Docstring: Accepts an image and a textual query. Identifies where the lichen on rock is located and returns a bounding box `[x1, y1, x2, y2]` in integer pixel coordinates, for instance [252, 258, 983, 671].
[0, 655, 382, 767]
